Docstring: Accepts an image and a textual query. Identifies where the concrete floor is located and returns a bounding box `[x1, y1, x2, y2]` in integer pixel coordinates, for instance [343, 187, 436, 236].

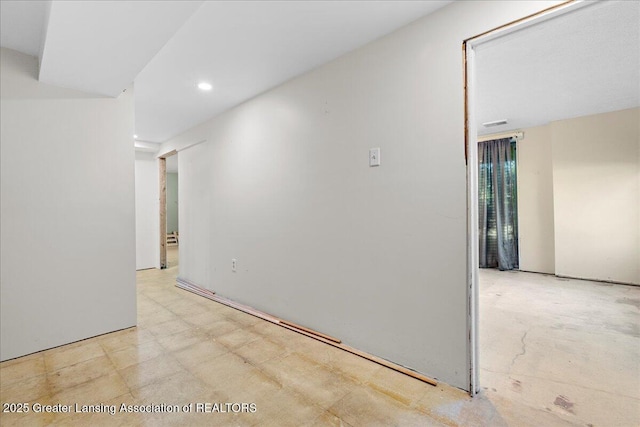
[1, 249, 638, 426]
[478, 268, 640, 427]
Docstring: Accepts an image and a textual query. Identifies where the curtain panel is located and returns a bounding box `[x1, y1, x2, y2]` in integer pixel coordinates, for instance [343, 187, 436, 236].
[478, 138, 519, 270]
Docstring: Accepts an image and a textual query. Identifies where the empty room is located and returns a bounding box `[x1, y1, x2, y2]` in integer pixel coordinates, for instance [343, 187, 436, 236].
[470, 2, 639, 425]
[1, 1, 638, 426]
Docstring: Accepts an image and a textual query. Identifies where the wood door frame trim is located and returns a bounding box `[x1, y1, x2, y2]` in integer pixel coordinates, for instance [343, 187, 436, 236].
[158, 150, 177, 269]
[159, 157, 167, 269]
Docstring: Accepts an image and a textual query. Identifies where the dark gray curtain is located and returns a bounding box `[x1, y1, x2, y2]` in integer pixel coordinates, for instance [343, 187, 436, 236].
[478, 138, 519, 270]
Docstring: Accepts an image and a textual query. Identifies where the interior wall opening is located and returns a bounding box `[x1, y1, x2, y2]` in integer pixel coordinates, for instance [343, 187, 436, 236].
[166, 153, 180, 269]
[465, 2, 640, 424]
[159, 150, 179, 269]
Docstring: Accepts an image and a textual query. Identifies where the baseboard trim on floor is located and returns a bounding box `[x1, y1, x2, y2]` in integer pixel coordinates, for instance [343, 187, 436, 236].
[279, 319, 342, 344]
[175, 277, 438, 387]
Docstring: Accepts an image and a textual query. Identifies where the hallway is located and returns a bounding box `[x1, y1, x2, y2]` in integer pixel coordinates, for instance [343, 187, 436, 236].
[1, 248, 465, 426]
[1, 251, 638, 426]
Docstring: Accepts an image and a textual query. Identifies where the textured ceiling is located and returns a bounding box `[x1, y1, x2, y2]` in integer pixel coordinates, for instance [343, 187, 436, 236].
[475, 1, 640, 136]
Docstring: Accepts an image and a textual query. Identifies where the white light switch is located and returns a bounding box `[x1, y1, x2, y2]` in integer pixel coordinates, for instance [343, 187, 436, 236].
[369, 148, 380, 167]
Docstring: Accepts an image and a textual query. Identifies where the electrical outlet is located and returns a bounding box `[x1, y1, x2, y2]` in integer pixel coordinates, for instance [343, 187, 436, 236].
[232, 259, 237, 272]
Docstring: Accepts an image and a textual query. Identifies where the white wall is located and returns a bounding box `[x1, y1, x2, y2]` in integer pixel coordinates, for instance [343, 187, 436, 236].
[515, 108, 639, 284]
[552, 108, 639, 285]
[517, 125, 556, 274]
[178, 143, 211, 287]
[0, 48, 137, 361]
[161, 2, 561, 390]
[135, 151, 159, 270]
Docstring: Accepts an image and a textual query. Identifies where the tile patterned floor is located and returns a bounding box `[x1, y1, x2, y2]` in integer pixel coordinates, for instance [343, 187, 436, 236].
[1, 248, 638, 426]
[0, 249, 464, 426]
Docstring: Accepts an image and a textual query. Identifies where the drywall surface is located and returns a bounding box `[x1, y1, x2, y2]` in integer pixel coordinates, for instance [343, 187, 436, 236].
[0, 48, 137, 360]
[135, 151, 160, 270]
[552, 108, 639, 285]
[517, 125, 555, 274]
[161, 1, 562, 390]
[178, 142, 211, 288]
[167, 172, 179, 234]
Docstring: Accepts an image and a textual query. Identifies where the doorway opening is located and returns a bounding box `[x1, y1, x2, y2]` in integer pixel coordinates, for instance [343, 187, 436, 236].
[465, 4, 639, 420]
[465, 1, 582, 396]
[159, 150, 179, 269]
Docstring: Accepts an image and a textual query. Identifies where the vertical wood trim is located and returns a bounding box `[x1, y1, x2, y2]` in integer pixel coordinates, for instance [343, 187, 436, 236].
[159, 157, 167, 269]
[463, 41, 468, 166]
[464, 43, 478, 397]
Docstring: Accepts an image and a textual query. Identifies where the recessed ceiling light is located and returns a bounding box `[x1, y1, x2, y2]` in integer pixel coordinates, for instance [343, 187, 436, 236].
[198, 82, 213, 91]
[133, 134, 138, 139]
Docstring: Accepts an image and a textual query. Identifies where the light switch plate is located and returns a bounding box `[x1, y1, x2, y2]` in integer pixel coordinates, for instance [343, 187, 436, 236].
[369, 148, 380, 167]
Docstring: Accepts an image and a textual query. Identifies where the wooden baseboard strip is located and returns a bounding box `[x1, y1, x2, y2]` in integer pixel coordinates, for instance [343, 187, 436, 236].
[209, 294, 282, 324]
[279, 319, 342, 344]
[179, 283, 212, 299]
[177, 278, 280, 324]
[176, 277, 216, 298]
[175, 279, 437, 387]
[177, 277, 211, 292]
[342, 345, 439, 386]
[276, 321, 438, 386]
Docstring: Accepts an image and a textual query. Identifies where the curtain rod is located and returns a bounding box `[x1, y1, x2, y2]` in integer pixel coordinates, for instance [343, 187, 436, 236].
[478, 131, 524, 143]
